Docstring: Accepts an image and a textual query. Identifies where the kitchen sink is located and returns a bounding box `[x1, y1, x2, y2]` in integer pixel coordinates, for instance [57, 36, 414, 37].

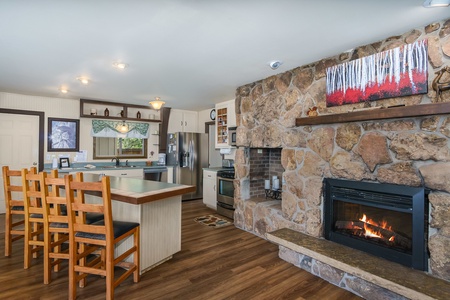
[101, 165, 139, 169]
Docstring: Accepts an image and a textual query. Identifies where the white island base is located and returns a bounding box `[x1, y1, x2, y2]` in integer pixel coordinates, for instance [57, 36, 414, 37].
[112, 195, 181, 274]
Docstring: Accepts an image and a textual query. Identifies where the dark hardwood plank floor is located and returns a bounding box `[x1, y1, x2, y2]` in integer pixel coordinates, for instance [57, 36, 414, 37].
[0, 200, 362, 299]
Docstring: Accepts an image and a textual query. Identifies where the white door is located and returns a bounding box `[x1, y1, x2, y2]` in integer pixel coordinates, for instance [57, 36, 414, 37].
[0, 113, 39, 213]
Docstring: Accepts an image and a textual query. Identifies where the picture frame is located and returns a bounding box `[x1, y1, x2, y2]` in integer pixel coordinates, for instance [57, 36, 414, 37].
[59, 157, 70, 168]
[48, 118, 80, 152]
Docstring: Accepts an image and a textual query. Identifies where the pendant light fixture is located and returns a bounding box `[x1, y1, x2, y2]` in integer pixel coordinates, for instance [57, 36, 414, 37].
[117, 121, 128, 133]
[149, 97, 165, 110]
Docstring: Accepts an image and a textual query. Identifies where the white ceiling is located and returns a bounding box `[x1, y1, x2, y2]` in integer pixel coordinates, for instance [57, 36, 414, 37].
[0, 1, 448, 110]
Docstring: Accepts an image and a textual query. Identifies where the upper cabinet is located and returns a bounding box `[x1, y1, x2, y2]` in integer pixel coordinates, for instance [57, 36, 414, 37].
[167, 109, 198, 133]
[80, 99, 161, 122]
[215, 99, 236, 148]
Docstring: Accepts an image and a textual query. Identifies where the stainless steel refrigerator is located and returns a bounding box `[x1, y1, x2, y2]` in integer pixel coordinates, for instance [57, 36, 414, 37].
[166, 132, 209, 200]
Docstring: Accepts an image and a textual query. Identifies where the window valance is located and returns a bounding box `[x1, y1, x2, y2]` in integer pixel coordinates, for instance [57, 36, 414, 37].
[91, 120, 149, 138]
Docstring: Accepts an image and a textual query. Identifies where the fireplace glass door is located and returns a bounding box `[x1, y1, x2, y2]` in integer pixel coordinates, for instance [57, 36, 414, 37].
[333, 200, 412, 254]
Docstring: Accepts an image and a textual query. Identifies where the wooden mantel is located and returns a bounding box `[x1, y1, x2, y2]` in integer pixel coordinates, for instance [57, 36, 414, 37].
[295, 102, 450, 126]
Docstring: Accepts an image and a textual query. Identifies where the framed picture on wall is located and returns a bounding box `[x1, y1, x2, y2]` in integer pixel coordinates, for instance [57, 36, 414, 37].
[48, 118, 80, 152]
[59, 157, 70, 168]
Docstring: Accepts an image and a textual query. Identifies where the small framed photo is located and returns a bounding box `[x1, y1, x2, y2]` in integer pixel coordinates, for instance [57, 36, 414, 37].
[48, 118, 80, 152]
[59, 157, 70, 168]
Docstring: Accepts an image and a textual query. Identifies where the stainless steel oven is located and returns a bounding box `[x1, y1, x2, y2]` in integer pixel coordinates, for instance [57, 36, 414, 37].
[217, 168, 235, 219]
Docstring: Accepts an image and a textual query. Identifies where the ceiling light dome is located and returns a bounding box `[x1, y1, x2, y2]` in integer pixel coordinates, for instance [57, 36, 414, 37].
[77, 77, 89, 85]
[113, 61, 129, 69]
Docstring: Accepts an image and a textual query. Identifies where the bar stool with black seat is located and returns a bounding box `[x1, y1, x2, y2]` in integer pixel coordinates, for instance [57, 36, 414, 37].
[39, 170, 70, 284]
[21, 167, 45, 269]
[39, 170, 105, 284]
[2, 166, 26, 257]
[64, 173, 140, 300]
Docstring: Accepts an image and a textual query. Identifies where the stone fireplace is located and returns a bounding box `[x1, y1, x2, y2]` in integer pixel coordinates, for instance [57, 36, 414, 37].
[232, 18, 450, 299]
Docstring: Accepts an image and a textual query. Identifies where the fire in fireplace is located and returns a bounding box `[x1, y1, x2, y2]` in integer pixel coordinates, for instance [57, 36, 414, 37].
[323, 178, 429, 271]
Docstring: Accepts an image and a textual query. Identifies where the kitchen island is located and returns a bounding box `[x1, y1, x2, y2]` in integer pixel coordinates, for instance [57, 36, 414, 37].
[81, 173, 195, 274]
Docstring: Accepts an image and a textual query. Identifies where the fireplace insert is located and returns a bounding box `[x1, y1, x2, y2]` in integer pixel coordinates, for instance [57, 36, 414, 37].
[323, 178, 429, 271]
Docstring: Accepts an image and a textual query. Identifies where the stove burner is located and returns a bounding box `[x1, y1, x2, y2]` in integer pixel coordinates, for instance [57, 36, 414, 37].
[217, 169, 235, 179]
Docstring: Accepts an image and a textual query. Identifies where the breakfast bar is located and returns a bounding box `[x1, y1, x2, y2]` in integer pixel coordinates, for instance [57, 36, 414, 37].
[81, 173, 195, 274]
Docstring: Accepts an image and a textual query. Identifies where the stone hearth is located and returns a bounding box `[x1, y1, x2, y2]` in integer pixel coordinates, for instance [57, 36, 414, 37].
[232, 17, 450, 299]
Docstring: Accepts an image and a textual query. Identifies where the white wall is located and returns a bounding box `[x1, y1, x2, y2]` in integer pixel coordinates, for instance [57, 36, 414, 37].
[198, 108, 215, 133]
[0, 92, 159, 163]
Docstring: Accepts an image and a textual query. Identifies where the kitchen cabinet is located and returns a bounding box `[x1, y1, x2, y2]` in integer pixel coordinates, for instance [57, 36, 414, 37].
[215, 99, 236, 148]
[77, 168, 143, 179]
[168, 109, 198, 133]
[202, 170, 217, 210]
[80, 99, 161, 123]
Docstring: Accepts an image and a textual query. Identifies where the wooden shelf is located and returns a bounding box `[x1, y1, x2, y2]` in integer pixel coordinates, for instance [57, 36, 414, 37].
[295, 102, 450, 126]
[80, 99, 161, 123]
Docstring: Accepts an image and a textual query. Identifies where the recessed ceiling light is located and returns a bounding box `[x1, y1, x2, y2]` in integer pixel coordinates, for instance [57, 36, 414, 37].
[59, 87, 68, 94]
[113, 62, 128, 69]
[77, 77, 89, 85]
[423, 0, 450, 7]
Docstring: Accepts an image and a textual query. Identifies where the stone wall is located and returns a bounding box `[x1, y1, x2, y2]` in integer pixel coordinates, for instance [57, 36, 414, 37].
[233, 18, 450, 282]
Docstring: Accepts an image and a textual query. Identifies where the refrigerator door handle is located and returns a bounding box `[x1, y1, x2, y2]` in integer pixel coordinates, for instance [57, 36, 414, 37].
[189, 140, 194, 171]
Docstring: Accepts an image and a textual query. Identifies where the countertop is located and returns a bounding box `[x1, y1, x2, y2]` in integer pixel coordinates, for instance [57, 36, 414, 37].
[81, 173, 195, 205]
[45, 165, 171, 174]
[203, 167, 226, 172]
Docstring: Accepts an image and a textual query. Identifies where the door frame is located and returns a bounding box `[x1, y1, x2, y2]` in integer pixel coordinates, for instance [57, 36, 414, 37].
[0, 108, 45, 171]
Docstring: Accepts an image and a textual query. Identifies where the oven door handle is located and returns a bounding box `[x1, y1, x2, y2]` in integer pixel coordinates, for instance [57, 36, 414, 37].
[218, 176, 234, 182]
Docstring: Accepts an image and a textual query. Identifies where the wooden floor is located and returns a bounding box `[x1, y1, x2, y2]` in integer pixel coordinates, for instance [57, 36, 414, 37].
[0, 200, 362, 299]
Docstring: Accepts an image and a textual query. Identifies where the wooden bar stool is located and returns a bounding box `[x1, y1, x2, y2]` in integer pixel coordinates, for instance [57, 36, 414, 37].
[21, 167, 45, 269]
[38, 170, 104, 284]
[65, 173, 140, 300]
[2, 166, 25, 257]
[39, 170, 70, 284]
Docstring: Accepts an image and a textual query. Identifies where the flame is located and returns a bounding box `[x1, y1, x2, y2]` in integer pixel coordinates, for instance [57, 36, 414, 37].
[363, 223, 382, 238]
[359, 214, 393, 241]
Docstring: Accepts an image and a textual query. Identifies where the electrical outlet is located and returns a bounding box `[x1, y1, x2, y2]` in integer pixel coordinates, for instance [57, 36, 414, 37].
[46, 154, 51, 160]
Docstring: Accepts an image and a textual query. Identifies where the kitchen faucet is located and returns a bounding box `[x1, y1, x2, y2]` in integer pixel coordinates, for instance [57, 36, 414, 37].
[112, 157, 120, 167]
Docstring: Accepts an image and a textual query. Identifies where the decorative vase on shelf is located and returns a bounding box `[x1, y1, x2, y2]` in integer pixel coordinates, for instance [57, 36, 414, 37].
[137, 111, 141, 119]
[104, 108, 109, 116]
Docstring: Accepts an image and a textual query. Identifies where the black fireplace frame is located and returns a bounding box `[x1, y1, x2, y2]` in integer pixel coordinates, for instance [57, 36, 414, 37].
[323, 178, 429, 271]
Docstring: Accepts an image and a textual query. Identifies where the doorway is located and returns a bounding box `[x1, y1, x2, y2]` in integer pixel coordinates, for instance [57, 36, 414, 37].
[0, 109, 44, 213]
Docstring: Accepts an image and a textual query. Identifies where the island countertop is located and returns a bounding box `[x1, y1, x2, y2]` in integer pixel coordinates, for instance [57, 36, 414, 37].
[81, 173, 195, 205]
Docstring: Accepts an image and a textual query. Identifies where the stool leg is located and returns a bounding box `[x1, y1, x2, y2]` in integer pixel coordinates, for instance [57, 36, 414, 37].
[133, 227, 140, 283]
[5, 213, 12, 257]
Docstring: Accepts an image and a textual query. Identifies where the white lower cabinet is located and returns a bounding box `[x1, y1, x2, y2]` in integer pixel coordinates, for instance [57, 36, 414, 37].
[203, 170, 217, 210]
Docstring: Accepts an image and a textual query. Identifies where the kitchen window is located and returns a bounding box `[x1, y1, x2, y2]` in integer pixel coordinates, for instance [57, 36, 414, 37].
[93, 137, 147, 159]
